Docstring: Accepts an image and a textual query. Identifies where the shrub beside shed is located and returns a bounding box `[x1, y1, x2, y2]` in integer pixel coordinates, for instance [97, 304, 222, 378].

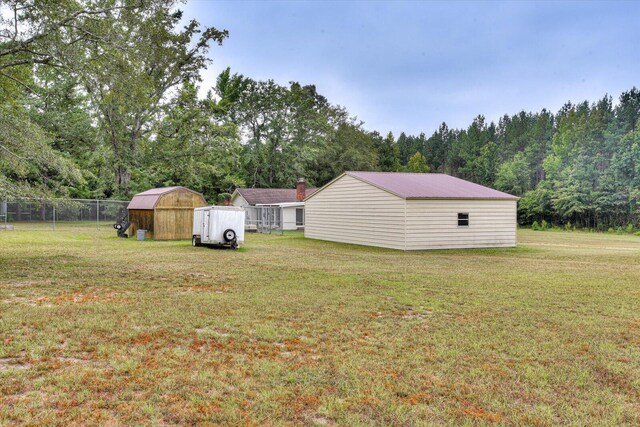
[127, 187, 207, 240]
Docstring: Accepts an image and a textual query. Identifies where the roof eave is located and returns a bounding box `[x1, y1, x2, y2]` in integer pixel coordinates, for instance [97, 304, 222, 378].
[404, 196, 520, 201]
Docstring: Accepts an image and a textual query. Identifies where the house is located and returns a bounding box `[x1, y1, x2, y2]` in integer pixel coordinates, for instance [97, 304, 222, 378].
[304, 172, 519, 250]
[231, 179, 318, 230]
[127, 186, 207, 240]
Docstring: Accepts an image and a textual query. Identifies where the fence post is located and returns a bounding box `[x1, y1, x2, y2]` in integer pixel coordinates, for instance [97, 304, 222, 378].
[1, 199, 6, 229]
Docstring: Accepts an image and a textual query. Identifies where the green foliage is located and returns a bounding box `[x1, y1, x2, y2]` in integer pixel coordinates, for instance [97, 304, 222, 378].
[0, 101, 81, 199]
[1, 0, 640, 234]
[216, 71, 350, 188]
[407, 152, 430, 173]
[142, 82, 242, 201]
[378, 132, 401, 172]
[217, 192, 232, 205]
[495, 152, 530, 196]
[312, 123, 379, 184]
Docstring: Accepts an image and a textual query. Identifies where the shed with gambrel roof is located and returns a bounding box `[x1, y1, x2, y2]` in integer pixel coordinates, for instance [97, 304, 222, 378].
[127, 186, 207, 240]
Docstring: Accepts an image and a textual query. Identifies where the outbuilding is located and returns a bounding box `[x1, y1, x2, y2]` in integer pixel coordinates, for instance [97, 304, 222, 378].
[231, 179, 318, 230]
[127, 186, 207, 240]
[304, 172, 519, 250]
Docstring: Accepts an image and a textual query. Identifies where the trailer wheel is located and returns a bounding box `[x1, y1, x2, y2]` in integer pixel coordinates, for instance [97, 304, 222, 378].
[192, 235, 201, 247]
[223, 229, 236, 243]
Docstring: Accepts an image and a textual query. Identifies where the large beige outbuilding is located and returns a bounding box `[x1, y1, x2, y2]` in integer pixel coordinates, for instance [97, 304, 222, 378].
[304, 172, 519, 250]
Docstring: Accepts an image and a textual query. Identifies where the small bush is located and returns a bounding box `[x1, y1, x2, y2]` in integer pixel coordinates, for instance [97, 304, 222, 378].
[626, 224, 635, 234]
[217, 192, 232, 206]
[564, 222, 573, 231]
[541, 220, 549, 230]
[531, 221, 541, 231]
[635, 231, 640, 236]
[607, 228, 615, 234]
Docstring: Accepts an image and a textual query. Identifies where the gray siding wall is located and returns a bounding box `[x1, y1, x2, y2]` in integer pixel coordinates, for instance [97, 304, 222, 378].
[304, 175, 406, 250]
[405, 199, 517, 250]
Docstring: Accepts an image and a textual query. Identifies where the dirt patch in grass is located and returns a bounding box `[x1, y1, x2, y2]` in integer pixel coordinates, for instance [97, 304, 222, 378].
[178, 284, 232, 293]
[2, 290, 131, 306]
[0, 357, 32, 372]
[459, 400, 503, 423]
[0, 279, 53, 288]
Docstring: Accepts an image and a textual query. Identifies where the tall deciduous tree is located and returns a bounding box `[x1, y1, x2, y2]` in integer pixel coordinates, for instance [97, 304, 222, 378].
[74, 2, 228, 195]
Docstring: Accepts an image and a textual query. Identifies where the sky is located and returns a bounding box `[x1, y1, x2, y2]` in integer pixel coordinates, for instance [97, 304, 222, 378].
[183, 0, 640, 136]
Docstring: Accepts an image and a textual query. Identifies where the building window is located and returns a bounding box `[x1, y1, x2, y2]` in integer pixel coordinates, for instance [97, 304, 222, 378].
[458, 213, 469, 227]
[296, 208, 304, 226]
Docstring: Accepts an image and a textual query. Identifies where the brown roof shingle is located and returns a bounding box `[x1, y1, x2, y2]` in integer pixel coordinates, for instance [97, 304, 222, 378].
[236, 187, 318, 205]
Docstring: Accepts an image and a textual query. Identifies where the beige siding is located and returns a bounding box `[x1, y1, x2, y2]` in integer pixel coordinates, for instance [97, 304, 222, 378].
[405, 199, 517, 250]
[231, 193, 249, 208]
[304, 175, 406, 250]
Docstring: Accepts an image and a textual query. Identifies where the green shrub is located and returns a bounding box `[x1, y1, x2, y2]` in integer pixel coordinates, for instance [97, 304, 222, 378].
[564, 222, 573, 231]
[608, 227, 615, 234]
[635, 231, 640, 236]
[531, 221, 541, 231]
[541, 220, 549, 230]
[626, 224, 635, 234]
[216, 192, 232, 205]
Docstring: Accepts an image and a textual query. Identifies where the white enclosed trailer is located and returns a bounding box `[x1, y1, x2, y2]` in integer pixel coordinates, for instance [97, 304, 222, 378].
[192, 206, 245, 249]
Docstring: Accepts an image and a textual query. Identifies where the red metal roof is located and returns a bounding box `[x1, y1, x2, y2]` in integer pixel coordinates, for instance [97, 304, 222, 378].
[342, 172, 519, 200]
[127, 187, 201, 210]
[235, 187, 318, 205]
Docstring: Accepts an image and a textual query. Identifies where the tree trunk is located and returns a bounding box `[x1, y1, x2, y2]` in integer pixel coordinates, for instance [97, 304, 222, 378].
[116, 165, 130, 194]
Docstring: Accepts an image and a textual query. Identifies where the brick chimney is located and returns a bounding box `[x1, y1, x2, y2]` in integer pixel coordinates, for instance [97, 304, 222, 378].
[296, 178, 306, 201]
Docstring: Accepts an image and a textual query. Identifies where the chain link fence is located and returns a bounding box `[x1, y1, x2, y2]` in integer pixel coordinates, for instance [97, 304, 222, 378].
[0, 198, 129, 231]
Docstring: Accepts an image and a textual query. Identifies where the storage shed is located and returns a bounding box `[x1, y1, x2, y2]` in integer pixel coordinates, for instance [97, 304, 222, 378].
[304, 172, 519, 250]
[127, 187, 207, 240]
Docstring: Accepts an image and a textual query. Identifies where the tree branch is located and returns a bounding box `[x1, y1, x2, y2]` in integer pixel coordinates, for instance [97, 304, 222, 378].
[0, 71, 39, 95]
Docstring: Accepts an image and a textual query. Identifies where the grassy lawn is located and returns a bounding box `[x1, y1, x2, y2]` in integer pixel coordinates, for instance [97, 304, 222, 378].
[1, 228, 639, 425]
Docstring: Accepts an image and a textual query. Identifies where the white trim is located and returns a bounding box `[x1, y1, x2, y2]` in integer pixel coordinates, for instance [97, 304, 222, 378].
[256, 202, 305, 208]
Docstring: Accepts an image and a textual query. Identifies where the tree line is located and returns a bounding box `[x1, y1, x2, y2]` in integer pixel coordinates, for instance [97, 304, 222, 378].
[1, 1, 639, 229]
